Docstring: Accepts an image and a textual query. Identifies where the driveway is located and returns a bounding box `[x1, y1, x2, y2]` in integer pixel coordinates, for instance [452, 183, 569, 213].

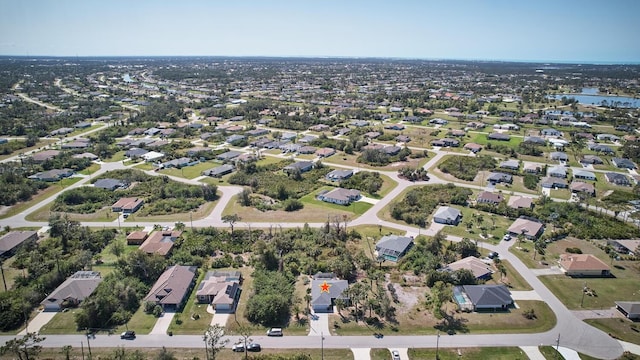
[150, 311, 175, 335]
[511, 290, 543, 301]
[520, 346, 546, 360]
[531, 266, 564, 276]
[571, 307, 622, 320]
[351, 348, 371, 360]
[308, 312, 331, 337]
[18, 311, 57, 335]
[206, 305, 231, 327]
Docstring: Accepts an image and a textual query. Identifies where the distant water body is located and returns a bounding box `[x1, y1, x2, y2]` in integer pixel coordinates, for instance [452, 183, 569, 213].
[548, 88, 640, 108]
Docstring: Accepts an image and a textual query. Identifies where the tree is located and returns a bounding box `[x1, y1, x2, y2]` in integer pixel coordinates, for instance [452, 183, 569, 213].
[236, 325, 253, 360]
[61, 345, 73, 360]
[155, 347, 177, 360]
[204, 324, 228, 360]
[110, 240, 125, 259]
[0, 332, 46, 360]
[222, 214, 241, 234]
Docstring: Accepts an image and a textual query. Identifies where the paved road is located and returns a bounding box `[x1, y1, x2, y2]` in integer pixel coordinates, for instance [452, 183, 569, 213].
[0, 93, 631, 358]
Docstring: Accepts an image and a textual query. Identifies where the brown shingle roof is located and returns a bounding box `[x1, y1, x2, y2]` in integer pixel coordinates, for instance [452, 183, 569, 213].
[559, 254, 610, 272]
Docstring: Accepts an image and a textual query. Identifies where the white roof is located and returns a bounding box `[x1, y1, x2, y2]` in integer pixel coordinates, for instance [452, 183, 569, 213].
[142, 151, 165, 161]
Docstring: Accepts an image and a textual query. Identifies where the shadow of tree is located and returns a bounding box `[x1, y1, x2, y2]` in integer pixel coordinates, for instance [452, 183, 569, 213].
[434, 311, 469, 334]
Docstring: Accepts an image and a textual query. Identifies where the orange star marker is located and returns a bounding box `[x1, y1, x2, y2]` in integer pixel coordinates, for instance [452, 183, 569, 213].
[319, 281, 331, 293]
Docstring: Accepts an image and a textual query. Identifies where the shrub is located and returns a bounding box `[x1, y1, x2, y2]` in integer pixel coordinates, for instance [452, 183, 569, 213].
[283, 199, 304, 211]
[565, 247, 583, 254]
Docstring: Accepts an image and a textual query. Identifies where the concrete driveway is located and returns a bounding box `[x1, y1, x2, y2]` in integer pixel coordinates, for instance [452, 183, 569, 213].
[308, 312, 331, 337]
[351, 348, 371, 360]
[18, 311, 57, 335]
[150, 312, 175, 335]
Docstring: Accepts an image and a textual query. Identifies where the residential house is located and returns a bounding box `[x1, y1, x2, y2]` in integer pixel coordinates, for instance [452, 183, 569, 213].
[507, 217, 544, 239]
[541, 177, 568, 189]
[444, 256, 493, 280]
[464, 143, 482, 153]
[523, 163, 542, 174]
[382, 146, 401, 155]
[125, 147, 149, 159]
[126, 231, 148, 245]
[316, 148, 336, 158]
[0, 231, 38, 258]
[487, 172, 513, 184]
[429, 118, 448, 125]
[159, 157, 195, 169]
[217, 151, 242, 162]
[608, 239, 640, 255]
[62, 138, 91, 149]
[94, 178, 127, 191]
[477, 191, 504, 205]
[596, 134, 620, 142]
[573, 170, 596, 181]
[364, 131, 381, 139]
[523, 136, 546, 145]
[588, 143, 615, 154]
[309, 124, 330, 132]
[432, 206, 462, 225]
[143, 265, 196, 311]
[396, 135, 411, 143]
[111, 197, 144, 213]
[487, 133, 511, 141]
[541, 128, 561, 137]
[350, 120, 369, 127]
[28, 168, 74, 182]
[72, 152, 99, 161]
[375, 235, 414, 262]
[616, 302, 640, 320]
[431, 138, 460, 147]
[41, 271, 102, 312]
[494, 123, 519, 131]
[284, 161, 314, 174]
[507, 196, 533, 210]
[141, 151, 165, 162]
[612, 158, 637, 170]
[580, 155, 603, 165]
[140, 230, 183, 257]
[317, 188, 361, 205]
[50, 127, 74, 136]
[30, 150, 60, 163]
[550, 152, 569, 162]
[548, 165, 567, 178]
[448, 129, 466, 137]
[499, 160, 519, 171]
[325, 169, 353, 182]
[453, 285, 513, 311]
[310, 273, 349, 313]
[226, 134, 246, 144]
[402, 116, 421, 123]
[570, 181, 596, 196]
[196, 271, 242, 313]
[385, 124, 406, 130]
[245, 129, 269, 137]
[558, 254, 611, 277]
[298, 135, 317, 144]
[74, 122, 92, 129]
[605, 172, 630, 186]
[548, 138, 569, 149]
[298, 146, 317, 154]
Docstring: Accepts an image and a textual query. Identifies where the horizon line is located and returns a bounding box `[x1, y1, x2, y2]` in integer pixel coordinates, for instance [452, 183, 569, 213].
[0, 54, 639, 66]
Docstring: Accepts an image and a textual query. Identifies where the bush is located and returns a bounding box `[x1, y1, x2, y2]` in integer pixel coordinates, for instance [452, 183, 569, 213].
[283, 199, 303, 211]
[565, 247, 583, 254]
[153, 305, 164, 317]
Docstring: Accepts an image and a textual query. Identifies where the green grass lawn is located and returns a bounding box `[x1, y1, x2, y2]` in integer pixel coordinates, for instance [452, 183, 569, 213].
[438, 205, 513, 244]
[133, 162, 155, 171]
[116, 306, 157, 335]
[26, 202, 115, 222]
[484, 260, 533, 291]
[104, 150, 126, 162]
[126, 200, 217, 223]
[550, 188, 572, 200]
[78, 163, 100, 175]
[539, 346, 563, 360]
[38, 310, 83, 335]
[160, 161, 219, 179]
[299, 188, 373, 216]
[167, 269, 213, 335]
[537, 238, 640, 310]
[409, 347, 528, 360]
[0, 256, 26, 293]
[584, 318, 640, 345]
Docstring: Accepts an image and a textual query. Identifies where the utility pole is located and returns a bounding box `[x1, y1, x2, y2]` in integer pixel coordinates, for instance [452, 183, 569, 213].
[436, 331, 440, 360]
[321, 332, 325, 360]
[580, 282, 587, 307]
[0, 262, 6, 291]
[555, 333, 560, 360]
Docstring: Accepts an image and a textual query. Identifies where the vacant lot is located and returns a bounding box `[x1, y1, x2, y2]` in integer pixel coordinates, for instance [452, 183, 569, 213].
[408, 347, 527, 360]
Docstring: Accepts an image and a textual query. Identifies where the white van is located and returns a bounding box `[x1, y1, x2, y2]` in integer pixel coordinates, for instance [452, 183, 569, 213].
[266, 328, 283, 337]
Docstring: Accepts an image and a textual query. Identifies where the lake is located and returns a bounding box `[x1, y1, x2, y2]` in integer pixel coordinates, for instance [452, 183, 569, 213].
[547, 92, 640, 108]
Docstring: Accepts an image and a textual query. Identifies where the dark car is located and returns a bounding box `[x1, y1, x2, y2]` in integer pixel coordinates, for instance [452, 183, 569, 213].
[120, 330, 136, 339]
[247, 343, 261, 352]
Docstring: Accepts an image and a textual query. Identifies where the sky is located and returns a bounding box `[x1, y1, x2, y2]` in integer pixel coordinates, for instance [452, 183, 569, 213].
[1, 0, 639, 63]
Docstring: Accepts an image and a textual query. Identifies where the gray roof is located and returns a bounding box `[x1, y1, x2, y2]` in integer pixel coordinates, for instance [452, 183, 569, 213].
[0, 231, 37, 256]
[94, 178, 126, 190]
[310, 278, 349, 307]
[616, 301, 640, 315]
[460, 285, 512, 307]
[41, 271, 102, 308]
[433, 206, 461, 221]
[375, 235, 413, 255]
[203, 164, 234, 177]
[217, 150, 242, 161]
[573, 170, 596, 178]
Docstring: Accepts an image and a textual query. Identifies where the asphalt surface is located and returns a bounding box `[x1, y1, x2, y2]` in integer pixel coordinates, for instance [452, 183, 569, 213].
[0, 92, 631, 359]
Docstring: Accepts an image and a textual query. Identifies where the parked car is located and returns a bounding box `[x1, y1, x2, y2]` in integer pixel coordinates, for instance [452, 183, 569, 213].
[247, 343, 261, 352]
[502, 234, 511, 241]
[266, 328, 283, 337]
[488, 251, 499, 259]
[232, 344, 245, 352]
[120, 330, 136, 339]
[391, 350, 400, 360]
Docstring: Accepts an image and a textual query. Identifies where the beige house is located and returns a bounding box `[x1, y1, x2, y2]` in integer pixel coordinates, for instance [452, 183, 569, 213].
[559, 254, 611, 277]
